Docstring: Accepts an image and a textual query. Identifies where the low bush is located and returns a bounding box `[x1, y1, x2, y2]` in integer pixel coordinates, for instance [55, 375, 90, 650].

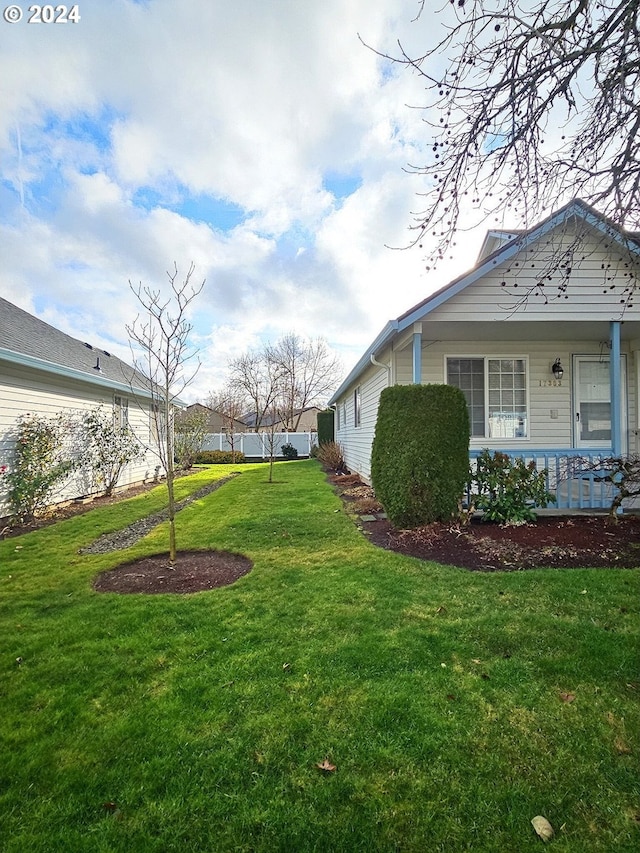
[281, 443, 299, 459]
[316, 441, 345, 470]
[471, 449, 555, 523]
[194, 450, 246, 465]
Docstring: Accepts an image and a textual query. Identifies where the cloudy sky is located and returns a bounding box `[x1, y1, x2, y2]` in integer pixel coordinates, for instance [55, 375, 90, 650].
[0, 0, 493, 401]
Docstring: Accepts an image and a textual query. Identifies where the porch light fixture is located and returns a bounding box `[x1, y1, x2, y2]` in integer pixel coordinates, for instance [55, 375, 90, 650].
[551, 358, 564, 380]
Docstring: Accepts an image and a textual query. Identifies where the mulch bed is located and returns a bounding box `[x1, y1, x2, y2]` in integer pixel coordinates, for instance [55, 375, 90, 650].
[329, 472, 640, 572]
[5, 469, 639, 597]
[93, 550, 253, 594]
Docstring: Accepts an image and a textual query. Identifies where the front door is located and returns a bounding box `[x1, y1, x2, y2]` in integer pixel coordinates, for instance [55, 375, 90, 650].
[573, 356, 626, 450]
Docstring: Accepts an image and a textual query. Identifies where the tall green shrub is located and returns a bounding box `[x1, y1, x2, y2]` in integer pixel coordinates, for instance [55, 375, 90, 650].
[371, 384, 470, 527]
[316, 409, 335, 445]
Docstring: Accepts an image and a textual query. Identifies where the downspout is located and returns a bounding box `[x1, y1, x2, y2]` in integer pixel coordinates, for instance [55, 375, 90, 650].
[610, 320, 622, 456]
[412, 322, 422, 384]
[370, 352, 392, 386]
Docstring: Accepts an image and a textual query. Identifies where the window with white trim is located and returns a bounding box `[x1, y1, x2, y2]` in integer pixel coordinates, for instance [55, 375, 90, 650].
[114, 395, 129, 428]
[354, 386, 361, 427]
[446, 357, 528, 439]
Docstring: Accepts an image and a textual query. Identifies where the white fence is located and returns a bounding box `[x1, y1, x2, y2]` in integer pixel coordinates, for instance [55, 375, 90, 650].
[202, 432, 317, 459]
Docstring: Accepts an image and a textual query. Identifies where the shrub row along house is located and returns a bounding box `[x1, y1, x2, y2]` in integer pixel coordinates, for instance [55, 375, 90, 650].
[0, 296, 164, 518]
[329, 200, 640, 511]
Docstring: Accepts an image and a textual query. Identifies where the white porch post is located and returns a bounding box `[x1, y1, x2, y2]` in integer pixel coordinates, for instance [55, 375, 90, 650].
[610, 320, 622, 456]
[412, 323, 422, 384]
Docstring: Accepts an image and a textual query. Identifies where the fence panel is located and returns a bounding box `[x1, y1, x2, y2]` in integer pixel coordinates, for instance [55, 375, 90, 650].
[202, 432, 317, 458]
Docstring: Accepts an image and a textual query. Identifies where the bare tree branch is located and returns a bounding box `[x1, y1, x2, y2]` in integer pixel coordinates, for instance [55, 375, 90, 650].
[126, 262, 204, 566]
[369, 0, 640, 281]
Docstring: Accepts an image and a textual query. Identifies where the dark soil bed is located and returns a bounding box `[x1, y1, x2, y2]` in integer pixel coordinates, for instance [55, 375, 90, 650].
[93, 550, 253, 594]
[329, 472, 640, 571]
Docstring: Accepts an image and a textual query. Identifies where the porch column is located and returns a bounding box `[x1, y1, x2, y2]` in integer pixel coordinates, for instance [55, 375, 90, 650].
[610, 320, 622, 456]
[412, 323, 422, 385]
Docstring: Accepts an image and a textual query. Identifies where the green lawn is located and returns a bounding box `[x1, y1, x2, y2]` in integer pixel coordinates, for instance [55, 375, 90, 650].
[1, 460, 638, 852]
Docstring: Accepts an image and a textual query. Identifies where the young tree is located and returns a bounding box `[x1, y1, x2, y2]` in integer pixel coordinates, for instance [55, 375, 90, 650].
[376, 1, 640, 278]
[269, 333, 343, 431]
[262, 390, 287, 484]
[127, 262, 204, 567]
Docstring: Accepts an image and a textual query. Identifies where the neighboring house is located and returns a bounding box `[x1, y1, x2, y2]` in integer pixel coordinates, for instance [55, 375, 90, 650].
[328, 200, 640, 509]
[178, 402, 248, 433]
[0, 296, 164, 516]
[242, 406, 322, 433]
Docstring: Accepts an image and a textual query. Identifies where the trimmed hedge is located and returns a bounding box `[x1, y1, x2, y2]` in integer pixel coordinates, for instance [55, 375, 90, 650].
[371, 384, 470, 527]
[316, 409, 335, 445]
[194, 450, 246, 465]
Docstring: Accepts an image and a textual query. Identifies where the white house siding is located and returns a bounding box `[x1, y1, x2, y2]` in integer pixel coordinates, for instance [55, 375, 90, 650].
[0, 362, 162, 516]
[429, 227, 636, 323]
[335, 355, 391, 483]
[393, 339, 637, 453]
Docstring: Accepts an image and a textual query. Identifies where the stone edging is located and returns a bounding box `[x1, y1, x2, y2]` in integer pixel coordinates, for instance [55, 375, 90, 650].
[79, 473, 240, 555]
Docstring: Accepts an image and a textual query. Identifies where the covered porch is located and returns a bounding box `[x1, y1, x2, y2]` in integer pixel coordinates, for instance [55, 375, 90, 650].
[398, 317, 640, 512]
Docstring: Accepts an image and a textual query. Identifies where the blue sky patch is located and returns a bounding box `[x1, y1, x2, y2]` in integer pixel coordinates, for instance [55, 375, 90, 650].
[323, 172, 362, 202]
[176, 195, 246, 231]
[42, 108, 121, 153]
[133, 186, 246, 232]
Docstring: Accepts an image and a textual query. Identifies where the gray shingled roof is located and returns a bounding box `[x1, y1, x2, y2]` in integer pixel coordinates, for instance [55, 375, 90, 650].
[0, 296, 151, 395]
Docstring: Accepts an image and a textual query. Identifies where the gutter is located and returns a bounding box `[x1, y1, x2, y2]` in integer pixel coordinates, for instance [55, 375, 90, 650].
[328, 320, 398, 405]
[0, 347, 154, 400]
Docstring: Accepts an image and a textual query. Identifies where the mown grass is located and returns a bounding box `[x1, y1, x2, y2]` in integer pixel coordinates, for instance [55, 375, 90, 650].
[0, 460, 638, 852]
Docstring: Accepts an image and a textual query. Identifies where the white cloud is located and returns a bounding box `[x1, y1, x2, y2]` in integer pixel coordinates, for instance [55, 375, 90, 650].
[0, 0, 482, 403]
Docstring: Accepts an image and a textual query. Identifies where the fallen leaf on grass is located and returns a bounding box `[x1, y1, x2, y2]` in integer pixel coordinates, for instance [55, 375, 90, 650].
[614, 737, 632, 755]
[531, 815, 554, 842]
[559, 692, 576, 703]
[316, 758, 336, 773]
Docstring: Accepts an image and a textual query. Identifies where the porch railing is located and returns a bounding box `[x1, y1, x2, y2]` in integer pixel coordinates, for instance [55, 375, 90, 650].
[469, 448, 617, 511]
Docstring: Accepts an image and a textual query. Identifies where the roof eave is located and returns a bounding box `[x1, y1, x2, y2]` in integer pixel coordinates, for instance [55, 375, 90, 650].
[0, 347, 154, 400]
[328, 320, 398, 405]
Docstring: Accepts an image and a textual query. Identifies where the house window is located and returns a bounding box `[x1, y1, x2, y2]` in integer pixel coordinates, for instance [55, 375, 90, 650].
[114, 395, 129, 428]
[150, 403, 160, 444]
[446, 357, 528, 439]
[354, 386, 361, 427]
[336, 404, 341, 431]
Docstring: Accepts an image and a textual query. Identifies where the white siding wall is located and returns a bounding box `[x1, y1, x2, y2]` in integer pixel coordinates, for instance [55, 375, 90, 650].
[393, 338, 637, 453]
[332, 220, 639, 481]
[334, 354, 391, 483]
[430, 228, 638, 323]
[0, 363, 163, 516]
